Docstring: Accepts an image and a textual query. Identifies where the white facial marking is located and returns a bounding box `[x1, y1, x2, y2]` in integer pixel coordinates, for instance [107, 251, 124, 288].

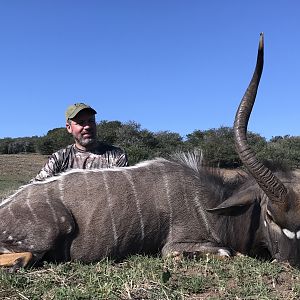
[282, 228, 296, 240]
[266, 209, 272, 216]
[218, 249, 231, 257]
[296, 231, 300, 240]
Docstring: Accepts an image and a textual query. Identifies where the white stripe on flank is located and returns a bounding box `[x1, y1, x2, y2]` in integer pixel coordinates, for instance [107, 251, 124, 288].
[0, 185, 28, 207]
[7, 203, 15, 218]
[123, 170, 145, 242]
[162, 173, 173, 241]
[178, 170, 197, 221]
[44, 185, 59, 232]
[26, 185, 39, 222]
[83, 172, 91, 200]
[0, 159, 165, 207]
[102, 172, 118, 245]
[57, 177, 65, 202]
[193, 193, 221, 243]
[82, 172, 93, 238]
[30, 159, 166, 183]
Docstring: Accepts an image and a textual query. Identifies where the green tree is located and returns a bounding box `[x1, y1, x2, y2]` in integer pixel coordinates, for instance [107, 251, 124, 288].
[36, 137, 56, 155]
[0, 138, 13, 154]
[35, 128, 73, 154]
[97, 120, 122, 144]
[186, 126, 266, 168]
[186, 127, 238, 167]
[154, 131, 185, 157]
[261, 135, 300, 168]
[0, 137, 37, 154]
[108, 121, 159, 164]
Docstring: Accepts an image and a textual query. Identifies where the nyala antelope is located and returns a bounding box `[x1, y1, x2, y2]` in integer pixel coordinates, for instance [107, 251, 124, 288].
[1, 33, 300, 272]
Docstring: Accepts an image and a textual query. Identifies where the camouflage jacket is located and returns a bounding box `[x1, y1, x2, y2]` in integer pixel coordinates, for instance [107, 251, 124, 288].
[31, 142, 128, 181]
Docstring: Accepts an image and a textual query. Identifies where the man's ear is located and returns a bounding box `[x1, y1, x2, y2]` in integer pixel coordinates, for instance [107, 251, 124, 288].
[66, 122, 72, 133]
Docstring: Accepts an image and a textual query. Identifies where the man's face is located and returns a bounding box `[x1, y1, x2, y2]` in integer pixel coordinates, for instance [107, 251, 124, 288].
[66, 109, 97, 149]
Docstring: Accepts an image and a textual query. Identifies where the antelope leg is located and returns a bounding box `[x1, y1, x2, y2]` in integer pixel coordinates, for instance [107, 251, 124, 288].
[162, 242, 234, 259]
[0, 252, 33, 268]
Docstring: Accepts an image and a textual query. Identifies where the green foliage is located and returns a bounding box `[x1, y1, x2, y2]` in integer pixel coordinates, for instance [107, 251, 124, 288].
[97, 120, 123, 144]
[186, 127, 269, 168]
[114, 121, 158, 164]
[0, 137, 12, 154]
[0, 137, 37, 154]
[36, 136, 56, 155]
[45, 128, 74, 151]
[1, 122, 300, 169]
[96, 121, 184, 164]
[186, 127, 238, 167]
[260, 135, 300, 168]
[154, 131, 186, 157]
[35, 128, 73, 155]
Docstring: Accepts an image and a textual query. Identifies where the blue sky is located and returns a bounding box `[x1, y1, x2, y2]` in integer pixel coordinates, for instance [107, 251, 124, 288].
[1, 1, 299, 140]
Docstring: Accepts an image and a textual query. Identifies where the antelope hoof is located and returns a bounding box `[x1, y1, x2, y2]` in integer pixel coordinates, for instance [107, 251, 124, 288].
[217, 248, 232, 258]
[0, 252, 33, 271]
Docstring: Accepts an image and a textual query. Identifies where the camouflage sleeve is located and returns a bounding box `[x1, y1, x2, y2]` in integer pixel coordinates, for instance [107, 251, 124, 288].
[105, 144, 129, 167]
[115, 152, 129, 167]
[31, 145, 127, 182]
[30, 152, 64, 182]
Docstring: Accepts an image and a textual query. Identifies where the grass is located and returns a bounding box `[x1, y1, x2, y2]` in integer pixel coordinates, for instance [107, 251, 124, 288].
[1, 255, 300, 299]
[0, 154, 47, 196]
[1, 154, 300, 299]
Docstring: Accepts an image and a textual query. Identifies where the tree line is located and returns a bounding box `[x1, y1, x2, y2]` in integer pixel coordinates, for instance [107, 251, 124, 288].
[1, 120, 300, 169]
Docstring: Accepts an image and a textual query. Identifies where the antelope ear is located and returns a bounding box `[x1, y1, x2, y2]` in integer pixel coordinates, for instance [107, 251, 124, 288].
[207, 187, 257, 216]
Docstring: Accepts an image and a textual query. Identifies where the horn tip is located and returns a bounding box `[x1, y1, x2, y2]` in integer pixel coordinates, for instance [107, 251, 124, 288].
[259, 32, 264, 50]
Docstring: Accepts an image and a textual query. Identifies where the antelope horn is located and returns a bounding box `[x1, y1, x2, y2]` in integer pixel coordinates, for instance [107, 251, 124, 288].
[234, 33, 287, 202]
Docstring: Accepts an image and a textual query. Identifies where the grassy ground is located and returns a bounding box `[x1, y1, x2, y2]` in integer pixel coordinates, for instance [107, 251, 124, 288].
[1, 154, 300, 299]
[0, 154, 48, 197]
[1, 254, 300, 299]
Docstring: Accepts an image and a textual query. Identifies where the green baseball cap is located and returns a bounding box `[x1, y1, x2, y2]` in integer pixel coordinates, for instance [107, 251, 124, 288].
[65, 103, 97, 121]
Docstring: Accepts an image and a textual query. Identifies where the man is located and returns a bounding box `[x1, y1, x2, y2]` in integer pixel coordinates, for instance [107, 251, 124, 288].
[32, 103, 128, 181]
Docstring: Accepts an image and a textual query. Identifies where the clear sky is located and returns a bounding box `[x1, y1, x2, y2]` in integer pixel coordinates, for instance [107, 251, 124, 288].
[1, 1, 299, 140]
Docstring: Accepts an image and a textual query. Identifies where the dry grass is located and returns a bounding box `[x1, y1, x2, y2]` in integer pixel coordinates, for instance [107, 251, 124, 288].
[0, 153, 47, 198]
